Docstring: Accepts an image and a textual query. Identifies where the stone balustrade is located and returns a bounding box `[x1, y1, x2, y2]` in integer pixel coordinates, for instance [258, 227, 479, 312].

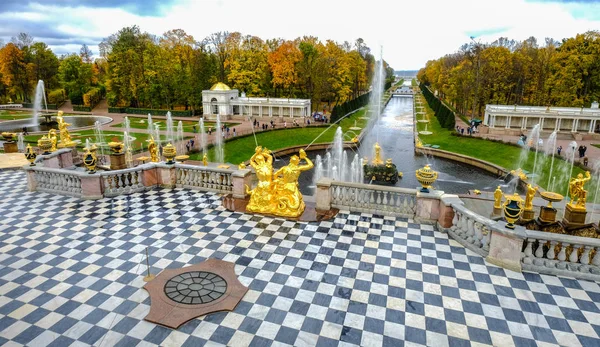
[25, 153, 251, 200]
[316, 179, 417, 218]
[27, 167, 84, 198]
[448, 203, 493, 257]
[101, 167, 145, 197]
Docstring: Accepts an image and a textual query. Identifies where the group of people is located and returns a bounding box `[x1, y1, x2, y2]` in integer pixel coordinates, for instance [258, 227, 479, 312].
[456, 125, 476, 135]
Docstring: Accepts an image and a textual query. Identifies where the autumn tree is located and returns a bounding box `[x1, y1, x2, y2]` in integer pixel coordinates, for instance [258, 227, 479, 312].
[268, 40, 301, 96]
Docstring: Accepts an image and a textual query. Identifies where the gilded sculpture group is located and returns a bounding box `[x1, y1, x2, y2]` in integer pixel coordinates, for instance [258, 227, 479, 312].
[246, 146, 313, 218]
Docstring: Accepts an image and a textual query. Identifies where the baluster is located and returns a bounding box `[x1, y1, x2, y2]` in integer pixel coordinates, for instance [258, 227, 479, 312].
[557, 242, 568, 270]
[568, 244, 582, 272]
[466, 218, 475, 243]
[382, 192, 388, 210]
[473, 222, 483, 247]
[533, 239, 545, 266]
[522, 239, 534, 264]
[545, 241, 558, 268]
[581, 246, 592, 265]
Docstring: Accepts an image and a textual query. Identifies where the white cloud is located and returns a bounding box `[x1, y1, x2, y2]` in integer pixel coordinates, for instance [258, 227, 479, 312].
[2, 0, 600, 70]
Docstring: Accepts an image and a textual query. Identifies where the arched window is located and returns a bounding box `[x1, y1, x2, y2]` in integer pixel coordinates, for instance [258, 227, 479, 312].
[211, 98, 218, 114]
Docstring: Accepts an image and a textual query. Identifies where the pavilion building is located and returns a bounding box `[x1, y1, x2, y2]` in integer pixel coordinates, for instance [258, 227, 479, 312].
[483, 102, 600, 136]
[202, 83, 311, 120]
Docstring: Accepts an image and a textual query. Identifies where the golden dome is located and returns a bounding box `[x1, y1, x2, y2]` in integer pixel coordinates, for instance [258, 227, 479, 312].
[210, 82, 231, 91]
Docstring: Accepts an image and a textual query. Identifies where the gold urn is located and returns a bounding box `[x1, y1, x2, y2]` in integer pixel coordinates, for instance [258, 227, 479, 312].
[108, 141, 124, 154]
[37, 135, 53, 154]
[503, 193, 524, 229]
[83, 144, 98, 173]
[415, 164, 438, 193]
[25, 144, 37, 166]
[1, 132, 16, 142]
[163, 143, 177, 164]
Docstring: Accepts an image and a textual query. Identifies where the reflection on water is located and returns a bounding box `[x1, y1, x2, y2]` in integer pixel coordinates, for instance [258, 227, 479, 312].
[0, 115, 113, 133]
[277, 96, 501, 196]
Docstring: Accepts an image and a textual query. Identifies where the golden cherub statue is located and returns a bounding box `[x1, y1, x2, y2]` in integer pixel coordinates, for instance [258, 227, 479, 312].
[56, 111, 75, 147]
[372, 142, 384, 166]
[202, 153, 208, 166]
[493, 186, 503, 209]
[271, 149, 314, 217]
[245, 146, 313, 218]
[568, 171, 591, 210]
[48, 129, 58, 152]
[524, 184, 538, 211]
[148, 136, 159, 162]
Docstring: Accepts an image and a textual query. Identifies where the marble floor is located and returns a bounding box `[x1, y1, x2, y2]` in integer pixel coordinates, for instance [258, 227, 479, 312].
[0, 170, 599, 346]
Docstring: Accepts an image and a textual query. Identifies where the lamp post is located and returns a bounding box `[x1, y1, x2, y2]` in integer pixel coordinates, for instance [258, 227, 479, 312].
[470, 36, 481, 122]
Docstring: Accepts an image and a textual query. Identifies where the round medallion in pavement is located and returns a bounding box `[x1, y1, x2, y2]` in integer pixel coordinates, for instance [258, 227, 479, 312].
[164, 271, 227, 305]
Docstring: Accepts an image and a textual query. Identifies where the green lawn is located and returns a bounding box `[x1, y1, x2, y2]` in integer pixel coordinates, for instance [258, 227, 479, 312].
[24, 129, 191, 154]
[111, 117, 239, 133]
[0, 110, 32, 120]
[189, 108, 368, 164]
[415, 94, 591, 198]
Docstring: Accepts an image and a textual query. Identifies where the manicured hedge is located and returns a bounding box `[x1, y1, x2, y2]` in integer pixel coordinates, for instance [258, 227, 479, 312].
[330, 92, 371, 123]
[72, 105, 92, 112]
[125, 108, 193, 117]
[22, 103, 59, 110]
[83, 88, 103, 108]
[107, 107, 125, 113]
[419, 83, 455, 130]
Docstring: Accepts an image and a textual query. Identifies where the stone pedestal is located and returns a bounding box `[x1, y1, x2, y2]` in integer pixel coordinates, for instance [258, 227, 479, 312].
[562, 204, 587, 227]
[81, 175, 103, 199]
[71, 147, 81, 166]
[415, 189, 443, 224]
[110, 153, 127, 170]
[486, 222, 526, 273]
[3, 142, 18, 153]
[539, 206, 557, 223]
[492, 207, 502, 216]
[521, 209, 535, 221]
[158, 165, 176, 188]
[232, 169, 252, 199]
[438, 194, 462, 229]
[315, 178, 332, 211]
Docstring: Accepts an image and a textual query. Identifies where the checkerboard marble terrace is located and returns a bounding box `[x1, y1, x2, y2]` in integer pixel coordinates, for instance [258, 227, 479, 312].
[1, 169, 599, 346]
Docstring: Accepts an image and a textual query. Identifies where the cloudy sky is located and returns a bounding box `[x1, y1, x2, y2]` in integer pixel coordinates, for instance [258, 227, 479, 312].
[1, 0, 599, 70]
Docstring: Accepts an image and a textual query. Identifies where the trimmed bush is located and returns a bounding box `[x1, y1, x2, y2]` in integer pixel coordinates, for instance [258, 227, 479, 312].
[419, 83, 455, 130]
[47, 89, 66, 106]
[83, 88, 103, 109]
[125, 108, 193, 117]
[108, 107, 126, 113]
[69, 90, 84, 105]
[22, 103, 59, 110]
[73, 105, 92, 112]
[330, 92, 371, 123]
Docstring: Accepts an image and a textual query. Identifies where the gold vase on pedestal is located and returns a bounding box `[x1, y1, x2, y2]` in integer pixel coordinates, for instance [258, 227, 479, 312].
[37, 135, 53, 155]
[83, 144, 98, 174]
[108, 142, 124, 154]
[415, 164, 438, 193]
[539, 191, 563, 223]
[163, 143, 176, 164]
[25, 144, 37, 166]
[503, 193, 524, 229]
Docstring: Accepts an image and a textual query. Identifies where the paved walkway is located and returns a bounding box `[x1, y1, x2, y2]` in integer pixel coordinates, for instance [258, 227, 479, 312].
[0, 170, 599, 347]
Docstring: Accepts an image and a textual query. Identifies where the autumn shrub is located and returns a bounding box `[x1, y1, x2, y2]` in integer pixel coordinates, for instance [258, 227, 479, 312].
[83, 88, 102, 108]
[47, 89, 66, 106]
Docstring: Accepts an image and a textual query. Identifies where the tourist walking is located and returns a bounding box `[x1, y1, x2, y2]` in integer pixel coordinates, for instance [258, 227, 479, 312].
[583, 145, 587, 157]
[192, 125, 197, 133]
[208, 127, 212, 135]
[557, 146, 562, 156]
[186, 142, 190, 153]
[233, 128, 236, 137]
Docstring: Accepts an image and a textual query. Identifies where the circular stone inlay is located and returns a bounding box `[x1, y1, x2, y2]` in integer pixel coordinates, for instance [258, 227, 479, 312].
[164, 271, 227, 305]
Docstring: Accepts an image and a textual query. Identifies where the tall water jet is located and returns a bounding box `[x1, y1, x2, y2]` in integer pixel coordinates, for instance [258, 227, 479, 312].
[325, 152, 332, 178]
[199, 118, 207, 154]
[545, 131, 558, 189]
[331, 127, 344, 180]
[350, 156, 357, 183]
[590, 160, 600, 222]
[166, 111, 174, 143]
[94, 120, 106, 163]
[32, 80, 48, 126]
[176, 121, 184, 154]
[312, 155, 323, 188]
[17, 133, 24, 152]
[146, 113, 153, 134]
[341, 151, 349, 182]
[123, 131, 133, 168]
[565, 141, 578, 198]
[215, 115, 224, 163]
[153, 124, 161, 150]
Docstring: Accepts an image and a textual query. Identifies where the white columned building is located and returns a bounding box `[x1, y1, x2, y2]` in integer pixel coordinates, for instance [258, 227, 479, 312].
[202, 83, 311, 120]
[484, 102, 600, 134]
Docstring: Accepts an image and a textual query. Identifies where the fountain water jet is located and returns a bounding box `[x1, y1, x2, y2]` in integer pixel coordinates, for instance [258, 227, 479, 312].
[215, 116, 224, 163]
[147, 113, 153, 135]
[176, 121, 184, 154]
[165, 111, 174, 143]
[17, 133, 24, 152]
[32, 80, 48, 126]
[94, 121, 107, 164]
[199, 118, 207, 154]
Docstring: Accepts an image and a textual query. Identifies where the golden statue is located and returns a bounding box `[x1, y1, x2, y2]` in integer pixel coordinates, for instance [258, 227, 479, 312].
[203, 153, 208, 166]
[493, 186, 503, 209]
[148, 136, 159, 162]
[568, 171, 591, 210]
[48, 129, 58, 152]
[239, 162, 246, 170]
[524, 184, 538, 211]
[372, 142, 383, 165]
[246, 146, 275, 214]
[245, 146, 313, 218]
[56, 111, 75, 147]
[271, 149, 314, 217]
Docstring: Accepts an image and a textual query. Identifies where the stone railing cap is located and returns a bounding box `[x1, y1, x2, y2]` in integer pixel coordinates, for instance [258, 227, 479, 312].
[416, 189, 444, 199]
